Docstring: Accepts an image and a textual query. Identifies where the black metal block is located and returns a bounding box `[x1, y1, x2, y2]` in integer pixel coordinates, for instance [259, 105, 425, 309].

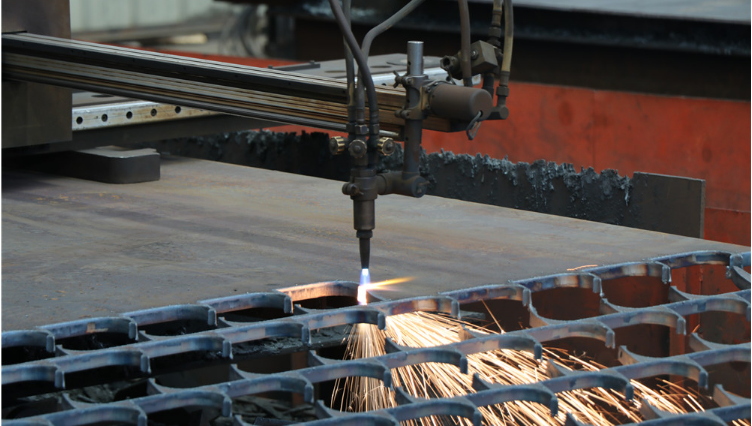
[14, 146, 162, 184]
[60, 146, 161, 184]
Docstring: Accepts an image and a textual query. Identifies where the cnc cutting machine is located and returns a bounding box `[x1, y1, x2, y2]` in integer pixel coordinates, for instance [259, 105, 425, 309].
[2, 0, 513, 277]
[2, 3, 750, 426]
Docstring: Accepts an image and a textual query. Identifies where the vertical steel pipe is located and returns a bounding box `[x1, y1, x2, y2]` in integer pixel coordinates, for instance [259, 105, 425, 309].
[403, 41, 425, 178]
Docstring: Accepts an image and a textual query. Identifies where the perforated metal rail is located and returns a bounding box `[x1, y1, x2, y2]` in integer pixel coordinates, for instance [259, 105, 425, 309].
[3, 250, 750, 426]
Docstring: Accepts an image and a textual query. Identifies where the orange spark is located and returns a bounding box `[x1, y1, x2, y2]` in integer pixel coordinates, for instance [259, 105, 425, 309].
[333, 311, 728, 426]
[567, 264, 598, 271]
[358, 276, 414, 305]
[365, 277, 414, 288]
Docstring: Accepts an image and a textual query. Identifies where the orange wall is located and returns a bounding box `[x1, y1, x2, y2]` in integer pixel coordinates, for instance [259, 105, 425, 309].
[418, 82, 751, 246]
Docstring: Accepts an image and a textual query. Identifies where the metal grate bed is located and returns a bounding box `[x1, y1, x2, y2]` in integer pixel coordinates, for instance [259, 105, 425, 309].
[3, 250, 750, 426]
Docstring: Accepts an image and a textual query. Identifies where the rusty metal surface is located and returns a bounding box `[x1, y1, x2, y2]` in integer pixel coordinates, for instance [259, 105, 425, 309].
[2, 157, 746, 331]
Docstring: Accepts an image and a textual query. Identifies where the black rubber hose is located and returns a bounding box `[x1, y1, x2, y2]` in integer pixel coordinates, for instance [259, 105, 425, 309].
[343, 0, 359, 127]
[328, 0, 380, 137]
[237, 7, 257, 57]
[458, 0, 473, 86]
[361, 0, 427, 59]
[355, 0, 426, 134]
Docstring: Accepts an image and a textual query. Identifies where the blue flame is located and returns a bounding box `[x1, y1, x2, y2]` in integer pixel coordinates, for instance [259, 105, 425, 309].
[358, 268, 371, 304]
[360, 268, 371, 286]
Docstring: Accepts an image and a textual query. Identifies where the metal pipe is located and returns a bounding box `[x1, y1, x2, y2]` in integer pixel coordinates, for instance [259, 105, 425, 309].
[492, 0, 503, 27]
[487, 0, 503, 47]
[403, 121, 422, 178]
[458, 0, 473, 87]
[482, 73, 495, 96]
[403, 41, 424, 178]
[407, 40, 423, 76]
[501, 0, 514, 74]
[376, 172, 425, 197]
[375, 41, 428, 201]
[327, 0, 380, 137]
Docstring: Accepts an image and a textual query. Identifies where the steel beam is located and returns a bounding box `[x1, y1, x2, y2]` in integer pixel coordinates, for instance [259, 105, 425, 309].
[2, 33, 456, 135]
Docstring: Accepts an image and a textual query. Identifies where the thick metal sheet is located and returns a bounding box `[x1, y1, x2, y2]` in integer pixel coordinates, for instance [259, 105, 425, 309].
[2, 157, 745, 331]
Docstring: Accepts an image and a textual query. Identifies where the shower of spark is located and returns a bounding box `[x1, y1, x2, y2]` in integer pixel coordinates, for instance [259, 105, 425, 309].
[333, 310, 749, 426]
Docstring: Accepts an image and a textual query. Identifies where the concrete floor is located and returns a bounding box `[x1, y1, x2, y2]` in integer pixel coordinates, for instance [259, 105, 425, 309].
[2, 157, 746, 330]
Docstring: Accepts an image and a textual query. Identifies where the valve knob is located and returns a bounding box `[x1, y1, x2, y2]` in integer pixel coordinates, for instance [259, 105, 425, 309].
[376, 137, 396, 156]
[342, 182, 359, 196]
[329, 136, 347, 155]
[348, 139, 367, 159]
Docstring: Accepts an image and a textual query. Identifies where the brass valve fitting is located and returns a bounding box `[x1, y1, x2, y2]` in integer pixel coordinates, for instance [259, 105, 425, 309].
[376, 137, 396, 156]
[329, 136, 347, 155]
[348, 139, 367, 158]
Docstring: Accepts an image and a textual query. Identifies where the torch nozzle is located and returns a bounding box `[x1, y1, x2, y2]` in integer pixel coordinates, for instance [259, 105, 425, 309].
[359, 237, 370, 270]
